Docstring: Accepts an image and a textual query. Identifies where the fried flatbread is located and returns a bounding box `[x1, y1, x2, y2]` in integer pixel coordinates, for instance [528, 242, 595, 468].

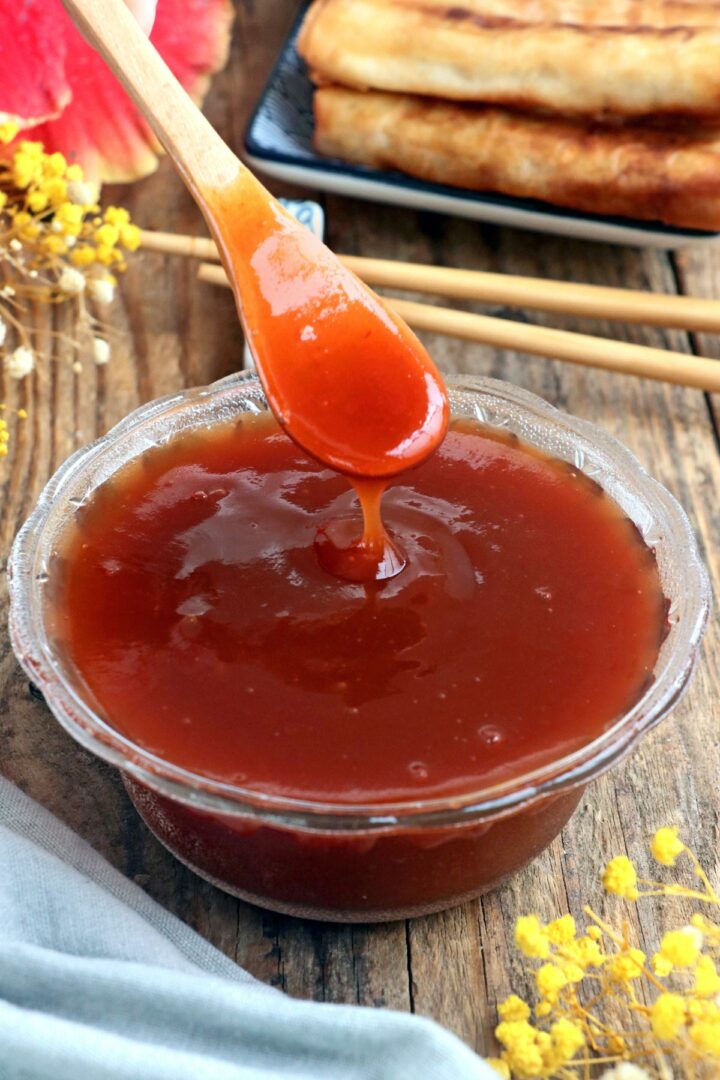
[314, 86, 720, 230]
[298, 0, 720, 119]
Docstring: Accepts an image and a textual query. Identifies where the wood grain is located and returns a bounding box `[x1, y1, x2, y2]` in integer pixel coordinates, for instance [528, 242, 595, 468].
[1, 0, 718, 1064]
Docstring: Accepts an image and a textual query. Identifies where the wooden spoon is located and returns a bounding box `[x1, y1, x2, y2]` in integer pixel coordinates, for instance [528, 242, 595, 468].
[60, 0, 448, 479]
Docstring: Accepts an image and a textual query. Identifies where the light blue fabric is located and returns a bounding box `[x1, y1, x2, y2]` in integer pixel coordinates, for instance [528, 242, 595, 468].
[0, 776, 494, 1079]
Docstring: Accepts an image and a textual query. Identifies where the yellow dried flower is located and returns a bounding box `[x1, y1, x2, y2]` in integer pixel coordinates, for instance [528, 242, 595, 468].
[95, 244, 117, 266]
[515, 915, 550, 959]
[650, 993, 686, 1041]
[694, 955, 720, 997]
[44, 177, 68, 206]
[0, 136, 139, 414]
[104, 206, 131, 227]
[54, 202, 86, 237]
[536, 963, 568, 1002]
[689, 1017, 720, 1056]
[495, 1019, 536, 1050]
[19, 140, 43, 158]
[574, 935, 603, 968]
[119, 223, 141, 251]
[603, 856, 639, 899]
[607, 947, 646, 982]
[0, 120, 19, 144]
[14, 212, 41, 240]
[26, 190, 49, 213]
[688, 998, 718, 1023]
[70, 245, 97, 269]
[546, 915, 575, 945]
[658, 927, 702, 968]
[549, 1017, 584, 1061]
[498, 995, 531, 1023]
[500, 831, 720, 1078]
[506, 1044, 544, 1080]
[94, 223, 119, 248]
[486, 1059, 511, 1079]
[43, 151, 67, 177]
[41, 235, 68, 257]
[651, 826, 685, 866]
[652, 953, 674, 978]
[495, 1021, 544, 1080]
[12, 153, 42, 189]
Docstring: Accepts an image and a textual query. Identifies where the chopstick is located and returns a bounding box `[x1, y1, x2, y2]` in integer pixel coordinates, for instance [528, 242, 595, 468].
[196, 261, 720, 392]
[140, 229, 720, 334]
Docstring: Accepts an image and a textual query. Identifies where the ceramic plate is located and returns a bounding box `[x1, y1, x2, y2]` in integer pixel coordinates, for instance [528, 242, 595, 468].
[244, 5, 719, 250]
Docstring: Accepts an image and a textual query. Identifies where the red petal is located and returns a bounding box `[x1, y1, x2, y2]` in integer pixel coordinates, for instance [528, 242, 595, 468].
[0, 0, 71, 125]
[151, 0, 233, 102]
[7, 0, 233, 183]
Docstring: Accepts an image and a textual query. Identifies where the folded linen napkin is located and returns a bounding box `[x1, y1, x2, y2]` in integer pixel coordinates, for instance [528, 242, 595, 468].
[0, 775, 494, 1079]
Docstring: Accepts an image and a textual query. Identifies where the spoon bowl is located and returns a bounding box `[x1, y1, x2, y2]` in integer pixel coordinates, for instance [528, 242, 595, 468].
[61, 0, 448, 478]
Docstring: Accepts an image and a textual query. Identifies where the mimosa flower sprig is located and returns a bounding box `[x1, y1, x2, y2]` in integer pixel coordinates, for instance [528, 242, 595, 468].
[0, 122, 142, 453]
[487, 827, 720, 1079]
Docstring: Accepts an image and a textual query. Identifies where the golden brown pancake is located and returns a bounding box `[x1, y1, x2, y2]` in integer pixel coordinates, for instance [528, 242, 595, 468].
[314, 86, 720, 230]
[298, 0, 720, 119]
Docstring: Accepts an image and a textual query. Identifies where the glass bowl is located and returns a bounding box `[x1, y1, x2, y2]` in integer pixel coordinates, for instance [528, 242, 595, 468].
[8, 373, 710, 921]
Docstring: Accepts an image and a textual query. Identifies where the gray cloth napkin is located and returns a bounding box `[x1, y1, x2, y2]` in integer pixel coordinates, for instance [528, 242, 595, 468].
[0, 776, 494, 1080]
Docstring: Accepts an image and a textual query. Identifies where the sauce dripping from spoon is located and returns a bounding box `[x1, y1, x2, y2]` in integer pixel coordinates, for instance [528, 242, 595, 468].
[62, 0, 448, 581]
[207, 179, 447, 581]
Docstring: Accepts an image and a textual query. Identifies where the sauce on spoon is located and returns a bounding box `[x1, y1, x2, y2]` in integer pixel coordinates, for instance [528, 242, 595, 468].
[62, 0, 449, 581]
[208, 181, 447, 481]
[206, 178, 447, 580]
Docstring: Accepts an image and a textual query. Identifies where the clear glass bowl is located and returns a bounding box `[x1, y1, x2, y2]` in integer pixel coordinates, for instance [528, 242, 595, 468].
[8, 373, 710, 921]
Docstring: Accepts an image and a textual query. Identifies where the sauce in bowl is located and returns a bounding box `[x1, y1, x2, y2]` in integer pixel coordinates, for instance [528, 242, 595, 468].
[60, 412, 666, 808]
[12, 373, 706, 920]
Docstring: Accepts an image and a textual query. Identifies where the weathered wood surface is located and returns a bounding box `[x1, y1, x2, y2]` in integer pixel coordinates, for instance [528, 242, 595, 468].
[1, 0, 718, 1059]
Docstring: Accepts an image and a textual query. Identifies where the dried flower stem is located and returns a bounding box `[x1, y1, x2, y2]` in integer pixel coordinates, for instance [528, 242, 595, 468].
[488, 829, 720, 1078]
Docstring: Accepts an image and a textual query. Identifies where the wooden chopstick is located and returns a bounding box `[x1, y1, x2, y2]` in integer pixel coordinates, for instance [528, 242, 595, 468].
[197, 261, 720, 392]
[140, 228, 720, 334]
[141, 230, 218, 261]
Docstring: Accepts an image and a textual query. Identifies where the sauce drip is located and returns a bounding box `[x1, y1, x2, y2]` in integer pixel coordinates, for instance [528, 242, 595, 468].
[315, 479, 407, 582]
[59, 414, 667, 806]
[204, 177, 449, 581]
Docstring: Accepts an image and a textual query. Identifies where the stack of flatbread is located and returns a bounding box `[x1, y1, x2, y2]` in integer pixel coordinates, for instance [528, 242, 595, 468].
[297, 0, 720, 230]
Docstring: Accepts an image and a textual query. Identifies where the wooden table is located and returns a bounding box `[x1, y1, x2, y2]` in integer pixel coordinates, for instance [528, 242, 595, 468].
[2, 0, 718, 1059]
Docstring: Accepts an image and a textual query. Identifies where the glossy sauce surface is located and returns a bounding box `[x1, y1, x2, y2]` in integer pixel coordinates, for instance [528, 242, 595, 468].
[60, 414, 666, 805]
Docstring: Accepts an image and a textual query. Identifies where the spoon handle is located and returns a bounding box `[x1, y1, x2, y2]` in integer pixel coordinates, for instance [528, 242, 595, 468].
[60, 0, 242, 196]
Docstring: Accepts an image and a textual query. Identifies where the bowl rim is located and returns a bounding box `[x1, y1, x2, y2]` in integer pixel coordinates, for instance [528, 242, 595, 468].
[8, 372, 711, 832]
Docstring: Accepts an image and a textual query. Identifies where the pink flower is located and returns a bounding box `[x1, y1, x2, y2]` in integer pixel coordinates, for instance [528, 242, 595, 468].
[0, 0, 232, 182]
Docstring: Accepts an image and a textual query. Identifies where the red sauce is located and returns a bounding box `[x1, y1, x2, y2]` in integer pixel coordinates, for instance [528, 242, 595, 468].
[59, 412, 666, 807]
[208, 179, 448, 481]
